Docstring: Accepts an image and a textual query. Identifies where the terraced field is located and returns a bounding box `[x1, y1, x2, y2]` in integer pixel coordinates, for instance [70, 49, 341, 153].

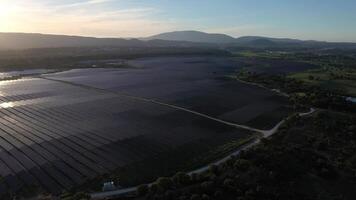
[0, 56, 292, 196]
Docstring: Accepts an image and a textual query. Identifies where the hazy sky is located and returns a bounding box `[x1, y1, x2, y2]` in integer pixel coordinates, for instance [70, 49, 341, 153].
[0, 0, 355, 42]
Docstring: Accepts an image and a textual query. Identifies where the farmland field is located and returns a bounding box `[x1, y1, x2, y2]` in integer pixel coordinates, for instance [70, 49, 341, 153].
[0, 56, 291, 195]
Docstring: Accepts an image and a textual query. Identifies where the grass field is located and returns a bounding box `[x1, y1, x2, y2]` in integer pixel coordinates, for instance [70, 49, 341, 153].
[289, 68, 356, 96]
[233, 50, 291, 59]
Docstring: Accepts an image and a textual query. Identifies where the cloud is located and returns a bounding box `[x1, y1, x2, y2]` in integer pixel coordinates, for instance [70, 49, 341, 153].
[0, 0, 179, 37]
[56, 0, 114, 9]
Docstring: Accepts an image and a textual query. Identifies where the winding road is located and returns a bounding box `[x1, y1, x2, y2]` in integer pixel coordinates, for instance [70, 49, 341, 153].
[90, 107, 315, 199]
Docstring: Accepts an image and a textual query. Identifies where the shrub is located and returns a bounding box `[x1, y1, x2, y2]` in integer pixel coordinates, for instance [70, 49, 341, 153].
[150, 183, 159, 193]
[190, 194, 201, 200]
[200, 181, 214, 191]
[172, 172, 191, 186]
[191, 173, 199, 182]
[209, 165, 218, 175]
[223, 178, 234, 190]
[202, 194, 210, 200]
[157, 177, 173, 190]
[136, 184, 149, 196]
[214, 190, 222, 198]
[234, 159, 251, 171]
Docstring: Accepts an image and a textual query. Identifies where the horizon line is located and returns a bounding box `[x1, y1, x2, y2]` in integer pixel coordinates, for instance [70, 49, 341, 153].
[0, 30, 354, 44]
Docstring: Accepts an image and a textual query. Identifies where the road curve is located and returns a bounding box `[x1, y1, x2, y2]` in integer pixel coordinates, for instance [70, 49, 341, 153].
[90, 108, 315, 199]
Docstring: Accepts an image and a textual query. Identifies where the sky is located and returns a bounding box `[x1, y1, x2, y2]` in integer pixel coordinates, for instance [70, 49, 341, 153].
[0, 0, 355, 42]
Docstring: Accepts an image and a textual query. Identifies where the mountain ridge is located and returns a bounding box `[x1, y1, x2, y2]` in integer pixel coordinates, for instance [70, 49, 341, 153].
[1, 31, 355, 50]
[0, 32, 217, 50]
[145, 30, 236, 44]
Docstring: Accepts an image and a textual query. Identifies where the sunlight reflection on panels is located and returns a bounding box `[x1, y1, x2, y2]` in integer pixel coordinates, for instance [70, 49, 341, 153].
[0, 102, 15, 108]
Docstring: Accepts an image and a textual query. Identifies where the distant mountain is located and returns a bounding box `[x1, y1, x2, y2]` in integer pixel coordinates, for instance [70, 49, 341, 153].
[1, 31, 355, 50]
[146, 31, 356, 49]
[146, 31, 236, 44]
[0, 32, 215, 50]
[146, 31, 310, 45]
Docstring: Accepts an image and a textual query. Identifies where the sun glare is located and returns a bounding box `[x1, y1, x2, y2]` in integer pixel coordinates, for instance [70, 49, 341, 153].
[0, 2, 11, 16]
[0, 1, 16, 31]
[0, 102, 15, 108]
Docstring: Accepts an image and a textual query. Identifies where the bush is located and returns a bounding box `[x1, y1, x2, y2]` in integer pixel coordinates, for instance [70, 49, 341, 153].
[234, 159, 251, 171]
[200, 181, 214, 191]
[157, 177, 173, 190]
[136, 184, 149, 196]
[179, 195, 189, 200]
[223, 178, 234, 190]
[202, 194, 210, 200]
[214, 190, 222, 198]
[191, 173, 199, 182]
[149, 183, 159, 193]
[209, 165, 218, 175]
[190, 194, 201, 200]
[172, 172, 191, 186]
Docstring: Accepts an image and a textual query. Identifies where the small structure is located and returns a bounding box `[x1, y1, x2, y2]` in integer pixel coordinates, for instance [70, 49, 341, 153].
[102, 181, 116, 192]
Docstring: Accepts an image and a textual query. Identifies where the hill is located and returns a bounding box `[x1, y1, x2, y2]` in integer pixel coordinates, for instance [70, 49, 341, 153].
[146, 30, 236, 44]
[1, 31, 356, 50]
[0, 32, 215, 50]
[147, 31, 356, 49]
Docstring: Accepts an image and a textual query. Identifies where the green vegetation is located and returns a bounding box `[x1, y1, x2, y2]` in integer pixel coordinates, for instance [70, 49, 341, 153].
[233, 49, 356, 69]
[289, 67, 356, 96]
[133, 111, 356, 200]
[233, 50, 291, 59]
[234, 70, 356, 113]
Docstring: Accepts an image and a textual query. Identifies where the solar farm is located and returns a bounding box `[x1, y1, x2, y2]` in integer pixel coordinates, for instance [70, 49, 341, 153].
[0, 56, 292, 195]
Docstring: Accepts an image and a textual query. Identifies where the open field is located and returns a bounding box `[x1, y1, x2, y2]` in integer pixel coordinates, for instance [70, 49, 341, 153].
[289, 68, 356, 96]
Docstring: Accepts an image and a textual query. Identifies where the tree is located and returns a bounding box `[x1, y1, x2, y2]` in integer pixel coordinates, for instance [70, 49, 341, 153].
[234, 159, 251, 171]
[190, 194, 201, 200]
[136, 184, 148, 196]
[157, 177, 173, 191]
[172, 172, 191, 186]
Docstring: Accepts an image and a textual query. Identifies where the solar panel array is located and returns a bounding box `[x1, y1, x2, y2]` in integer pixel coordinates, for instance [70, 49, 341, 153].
[0, 77, 248, 194]
[46, 56, 291, 129]
[0, 56, 291, 195]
